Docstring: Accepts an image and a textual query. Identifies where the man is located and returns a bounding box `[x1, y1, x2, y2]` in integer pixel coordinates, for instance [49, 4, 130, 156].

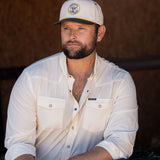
[5, 0, 138, 160]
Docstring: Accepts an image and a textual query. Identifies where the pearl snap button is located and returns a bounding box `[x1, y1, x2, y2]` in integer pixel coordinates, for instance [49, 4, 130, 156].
[67, 145, 70, 148]
[71, 126, 74, 130]
[98, 104, 102, 108]
[49, 104, 53, 108]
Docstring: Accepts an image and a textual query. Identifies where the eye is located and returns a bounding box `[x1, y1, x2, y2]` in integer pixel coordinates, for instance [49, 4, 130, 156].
[62, 25, 71, 31]
[63, 27, 70, 30]
[79, 27, 85, 30]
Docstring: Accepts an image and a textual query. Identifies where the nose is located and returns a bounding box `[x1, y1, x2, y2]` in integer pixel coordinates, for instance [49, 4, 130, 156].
[70, 29, 78, 39]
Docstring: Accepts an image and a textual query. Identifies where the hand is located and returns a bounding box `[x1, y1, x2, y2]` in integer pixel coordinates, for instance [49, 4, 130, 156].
[15, 154, 35, 160]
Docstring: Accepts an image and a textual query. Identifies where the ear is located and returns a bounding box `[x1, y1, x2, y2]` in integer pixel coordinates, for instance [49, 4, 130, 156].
[97, 25, 106, 42]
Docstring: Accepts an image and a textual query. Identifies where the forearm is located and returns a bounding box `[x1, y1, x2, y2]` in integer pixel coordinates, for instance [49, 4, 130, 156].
[68, 146, 113, 160]
[15, 154, 35, 160]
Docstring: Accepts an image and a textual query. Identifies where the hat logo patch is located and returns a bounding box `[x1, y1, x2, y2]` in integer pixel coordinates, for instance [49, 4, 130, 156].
[68, 3, 80, 15]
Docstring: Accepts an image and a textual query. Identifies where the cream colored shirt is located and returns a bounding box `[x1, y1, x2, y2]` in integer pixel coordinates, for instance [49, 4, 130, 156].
[5, 52, 138, 160]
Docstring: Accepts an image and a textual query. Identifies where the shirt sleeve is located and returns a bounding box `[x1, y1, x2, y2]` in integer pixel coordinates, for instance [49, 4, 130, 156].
[96, 71, 138, 159]
[5, 69, 37, 160]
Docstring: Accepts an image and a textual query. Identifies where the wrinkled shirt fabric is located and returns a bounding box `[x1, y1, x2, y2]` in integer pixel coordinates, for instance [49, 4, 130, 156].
[5, 52, 138, 160]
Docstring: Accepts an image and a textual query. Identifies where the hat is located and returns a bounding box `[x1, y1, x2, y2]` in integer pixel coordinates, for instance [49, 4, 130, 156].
[54, 0, 104, 25]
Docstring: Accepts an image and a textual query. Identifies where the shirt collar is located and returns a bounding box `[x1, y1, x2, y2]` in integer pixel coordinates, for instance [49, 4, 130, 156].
[60, 52, 99, 78]
[60, 52, 68, 77]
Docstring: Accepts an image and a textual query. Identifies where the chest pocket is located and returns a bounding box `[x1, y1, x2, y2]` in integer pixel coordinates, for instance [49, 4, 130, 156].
[82, 99, 113, 132]
[37, 96, 65, 131]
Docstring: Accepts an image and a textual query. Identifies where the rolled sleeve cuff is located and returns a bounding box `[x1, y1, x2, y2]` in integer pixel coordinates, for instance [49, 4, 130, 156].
[96, 140, 125, 160]
[5, 143, 36, 160]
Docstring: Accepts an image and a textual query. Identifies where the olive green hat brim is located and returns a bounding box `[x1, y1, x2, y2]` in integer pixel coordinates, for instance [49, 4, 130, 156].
[54, 18, 95, 25]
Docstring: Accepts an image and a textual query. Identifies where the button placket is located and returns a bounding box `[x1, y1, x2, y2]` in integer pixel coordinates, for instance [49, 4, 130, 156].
[61, 92, 79, 159]
[79, 77, 93, 108]
[62, 120, 78, 159]
[60, 110, 80, 160]
[67, 74, 75, 95]
[72, 101, 79, 119]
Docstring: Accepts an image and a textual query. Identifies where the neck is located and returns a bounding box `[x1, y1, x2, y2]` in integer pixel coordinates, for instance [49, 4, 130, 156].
[67, 52, 96, 79]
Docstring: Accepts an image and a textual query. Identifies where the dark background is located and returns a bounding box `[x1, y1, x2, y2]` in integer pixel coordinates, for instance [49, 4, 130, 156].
[0, 0, 160, 154]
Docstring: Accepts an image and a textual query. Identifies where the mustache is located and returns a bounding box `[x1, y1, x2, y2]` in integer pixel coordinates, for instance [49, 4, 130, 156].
[66, 40, 81, 44]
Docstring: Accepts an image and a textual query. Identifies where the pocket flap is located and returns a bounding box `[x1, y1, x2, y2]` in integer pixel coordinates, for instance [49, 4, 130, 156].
[86, 99, 113, 109]
[37, 96, 65, 109]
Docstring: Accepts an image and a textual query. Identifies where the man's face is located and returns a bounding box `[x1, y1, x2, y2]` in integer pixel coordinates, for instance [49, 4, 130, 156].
[61, 21, 98, 59]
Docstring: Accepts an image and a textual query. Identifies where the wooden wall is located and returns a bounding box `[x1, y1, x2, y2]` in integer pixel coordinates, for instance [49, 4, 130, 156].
[0, 0, 160, 152]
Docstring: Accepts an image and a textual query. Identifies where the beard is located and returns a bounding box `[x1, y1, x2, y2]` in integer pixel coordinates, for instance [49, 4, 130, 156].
[62, 34, 97, 59]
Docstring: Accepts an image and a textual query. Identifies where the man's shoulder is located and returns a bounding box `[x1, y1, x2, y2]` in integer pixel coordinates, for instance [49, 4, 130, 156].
[97, 55, 131, 80]
[24, 52, 63, 72]
[29, 52, 63, 67]
[19, 52, 64, 79]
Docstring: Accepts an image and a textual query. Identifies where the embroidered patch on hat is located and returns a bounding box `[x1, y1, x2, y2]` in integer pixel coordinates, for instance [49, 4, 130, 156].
[68, 3, 80, 15]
